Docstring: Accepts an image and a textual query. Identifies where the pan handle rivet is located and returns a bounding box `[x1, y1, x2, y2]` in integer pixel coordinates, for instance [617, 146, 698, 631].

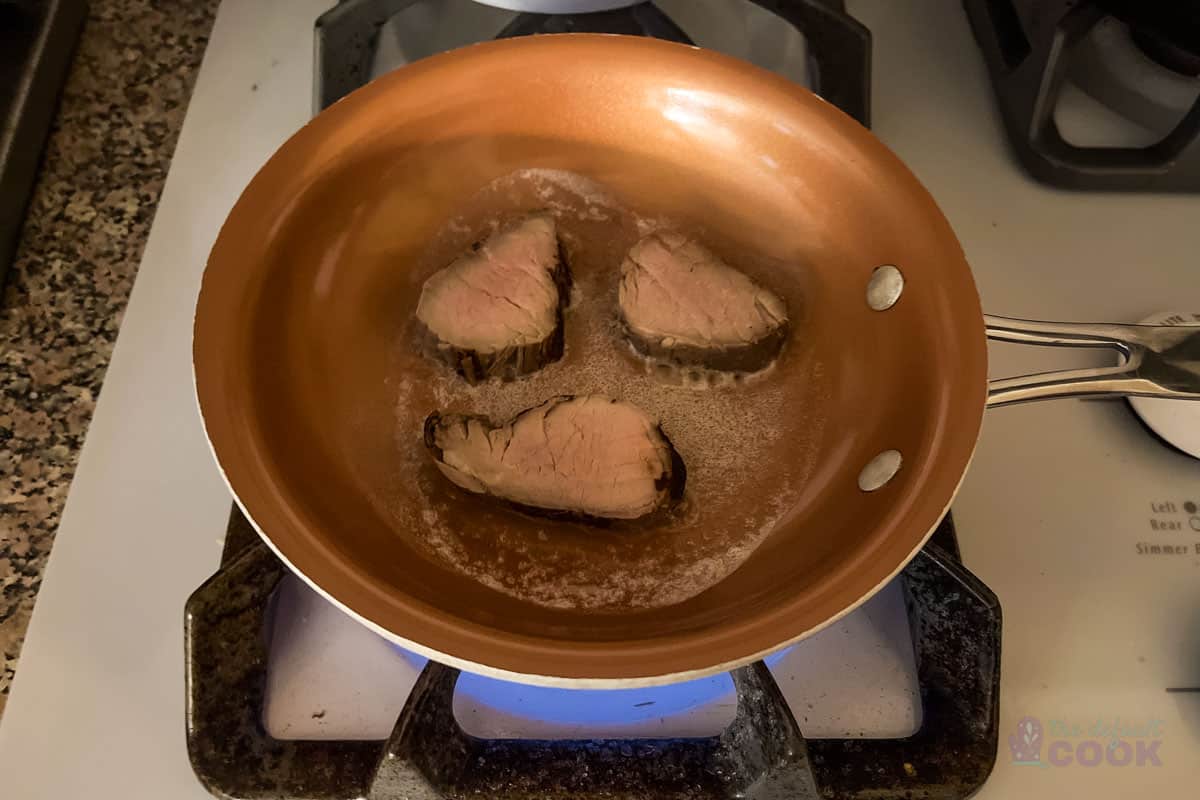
[867, 265, 904, 311]
[859, 450, 902, 491]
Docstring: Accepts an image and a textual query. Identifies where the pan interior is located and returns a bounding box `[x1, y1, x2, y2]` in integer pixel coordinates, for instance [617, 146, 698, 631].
[194, 36, 986, 681]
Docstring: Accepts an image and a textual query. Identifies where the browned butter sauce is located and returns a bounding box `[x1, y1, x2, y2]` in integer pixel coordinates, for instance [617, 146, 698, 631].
[386, 169, 830, 611]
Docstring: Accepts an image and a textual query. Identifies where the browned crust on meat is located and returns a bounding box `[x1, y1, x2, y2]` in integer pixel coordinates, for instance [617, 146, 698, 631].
[418, 237, 572, 384]
[423, 396, 686, 524]
[618, 313, 789, 373]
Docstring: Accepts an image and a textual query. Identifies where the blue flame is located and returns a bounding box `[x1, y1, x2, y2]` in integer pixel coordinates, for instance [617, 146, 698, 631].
[398, 648, 792, 726]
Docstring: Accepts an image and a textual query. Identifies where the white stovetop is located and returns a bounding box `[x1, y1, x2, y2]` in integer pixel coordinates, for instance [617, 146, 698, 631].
[1, 0, 1198, 797]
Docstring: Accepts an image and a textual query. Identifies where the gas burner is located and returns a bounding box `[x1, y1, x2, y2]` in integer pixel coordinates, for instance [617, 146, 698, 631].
[963, 0, 1200, 191]
[185, 509, 1000, 800]
[314, 0, 871, 125]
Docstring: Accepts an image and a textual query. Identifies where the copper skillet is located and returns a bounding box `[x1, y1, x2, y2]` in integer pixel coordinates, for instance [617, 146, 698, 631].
[192, 34, 1200, 687]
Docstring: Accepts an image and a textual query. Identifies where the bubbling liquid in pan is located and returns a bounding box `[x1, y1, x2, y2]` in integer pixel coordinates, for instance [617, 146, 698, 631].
[388, 169, 830, 611]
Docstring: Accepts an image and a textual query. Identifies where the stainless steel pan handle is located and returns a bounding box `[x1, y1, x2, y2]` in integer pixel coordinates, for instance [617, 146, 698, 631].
[985, 315, 1200, 407]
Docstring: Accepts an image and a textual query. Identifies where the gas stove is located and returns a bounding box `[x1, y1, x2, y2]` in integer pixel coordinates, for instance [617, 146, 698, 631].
[186, 508, 998, 798]
[1, 1, 1198, 799]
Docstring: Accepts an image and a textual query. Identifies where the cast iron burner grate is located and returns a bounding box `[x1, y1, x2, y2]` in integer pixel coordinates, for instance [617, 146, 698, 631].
[312, 0, 872, 126]
[964, 0, 1200, 191]
[185, 5, 998, 798]
[186, 510, 999, 800]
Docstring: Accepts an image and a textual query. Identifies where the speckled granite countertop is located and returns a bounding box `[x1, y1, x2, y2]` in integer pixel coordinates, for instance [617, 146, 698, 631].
[0, 0, 219, 717]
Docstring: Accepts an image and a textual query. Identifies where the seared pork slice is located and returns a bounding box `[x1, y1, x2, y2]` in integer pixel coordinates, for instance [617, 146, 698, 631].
[416, 214, 570, 383]
[618, 231, 788, 372]
[424, 395, 685, 520]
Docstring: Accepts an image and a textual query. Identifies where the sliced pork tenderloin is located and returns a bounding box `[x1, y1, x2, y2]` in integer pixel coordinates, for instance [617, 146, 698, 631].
[416, 213, 570, 383]
[424, 395, 685, 520]
[618, 231, 788, 372]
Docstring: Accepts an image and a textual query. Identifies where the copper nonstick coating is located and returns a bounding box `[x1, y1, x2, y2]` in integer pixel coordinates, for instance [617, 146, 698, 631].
[193, 35, 987, 686]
